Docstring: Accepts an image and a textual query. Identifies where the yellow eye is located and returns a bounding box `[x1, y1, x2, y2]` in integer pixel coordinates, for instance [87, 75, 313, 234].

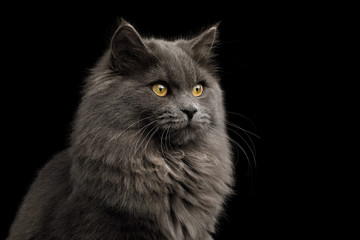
[193, 84, 203, 97]
[152, 83, 168, 97]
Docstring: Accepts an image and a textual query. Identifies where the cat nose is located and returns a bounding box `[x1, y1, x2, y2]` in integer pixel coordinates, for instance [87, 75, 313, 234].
[180, 107, 198, 120]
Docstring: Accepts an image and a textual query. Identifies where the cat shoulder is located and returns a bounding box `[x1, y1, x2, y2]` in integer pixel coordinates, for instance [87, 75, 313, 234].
[7, 151, 72, 239]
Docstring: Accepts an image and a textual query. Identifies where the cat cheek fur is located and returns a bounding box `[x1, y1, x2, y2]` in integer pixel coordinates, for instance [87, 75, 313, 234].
[7, 19, 234, 240]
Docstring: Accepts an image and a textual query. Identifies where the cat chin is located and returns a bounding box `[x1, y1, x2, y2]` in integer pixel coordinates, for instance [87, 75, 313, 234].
[169, 133, 196, 146]
[165, 125, 205, 146]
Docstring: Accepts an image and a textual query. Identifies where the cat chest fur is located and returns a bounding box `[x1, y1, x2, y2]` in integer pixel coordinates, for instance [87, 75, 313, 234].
[71, 145, 232, 239]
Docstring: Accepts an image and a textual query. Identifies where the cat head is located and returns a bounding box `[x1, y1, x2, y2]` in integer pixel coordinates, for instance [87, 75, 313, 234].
[74, 19, 225, 148]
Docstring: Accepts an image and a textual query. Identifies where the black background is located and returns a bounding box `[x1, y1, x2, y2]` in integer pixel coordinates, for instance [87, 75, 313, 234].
[1, 2, 347, 239]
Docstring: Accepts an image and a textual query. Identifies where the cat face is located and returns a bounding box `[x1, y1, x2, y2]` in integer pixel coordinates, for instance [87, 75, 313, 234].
[82, 20, 224, 146]
[131, 39, 223, 143]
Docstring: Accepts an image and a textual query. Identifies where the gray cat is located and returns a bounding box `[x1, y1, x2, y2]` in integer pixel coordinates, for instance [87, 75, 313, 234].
[7, 19, 234, 240]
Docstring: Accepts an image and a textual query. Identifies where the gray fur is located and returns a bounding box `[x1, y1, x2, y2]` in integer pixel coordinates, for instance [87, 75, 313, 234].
[7, 20, 234, 240]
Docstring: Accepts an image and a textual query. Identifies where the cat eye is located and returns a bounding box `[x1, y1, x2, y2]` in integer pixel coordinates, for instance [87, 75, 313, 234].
[152, 83, 168, 97]
[192, 84, 204, 97]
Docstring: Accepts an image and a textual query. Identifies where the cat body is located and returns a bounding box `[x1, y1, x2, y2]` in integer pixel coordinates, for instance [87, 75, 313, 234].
[7, 20, 234, 240]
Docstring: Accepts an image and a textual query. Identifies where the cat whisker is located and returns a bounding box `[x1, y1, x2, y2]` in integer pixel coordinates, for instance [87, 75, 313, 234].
[165, 127, 174, 153]
[159, 127, 166, 158]
[226, 127, 257, 168]
[163, 126, 174, 154]
[230, 127, 256, 162]
[157, 112, 177, 120]
[109, 115, 153, 142]
[157, 119, 182, 126]
[160, 128, 169, 154]
[131, 120, 157, 145]
[226, 121, 260, 139]
[225, 119, 259, 173]
[143, 125, 160, 156]
[226, 120, 259, 159]
[209, 126, 254, 172]
[132, 124, 159, 163]
[227, 111, 257, 129]
[131, 120, 158, 160]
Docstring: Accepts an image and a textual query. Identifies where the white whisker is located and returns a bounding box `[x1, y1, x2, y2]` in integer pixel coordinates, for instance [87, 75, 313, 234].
[226, 121, 260, 139]
[209, 126, 254, 171]
[227, 111, 257, 129]
[109, 115, 153, 142]
[131, 121, 159, 159]
[226, 120, 259, 159]
[143, 126, 160, 156]
[227, 127, 257, 168]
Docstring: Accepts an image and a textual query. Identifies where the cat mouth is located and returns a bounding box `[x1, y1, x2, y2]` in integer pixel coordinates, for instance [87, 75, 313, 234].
[158, 116, 210, 131]
[155, 118, 210, 146]
[167, 119, 197, 130]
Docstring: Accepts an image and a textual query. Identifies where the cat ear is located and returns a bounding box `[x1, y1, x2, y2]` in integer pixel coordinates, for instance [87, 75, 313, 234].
[110, 19, 156, 74]
[187, 24, 219, 65]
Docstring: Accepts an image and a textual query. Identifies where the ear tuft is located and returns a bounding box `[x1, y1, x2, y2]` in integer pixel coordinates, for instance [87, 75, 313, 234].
[110, 19, 155, 75]
[189, 24, 219, 65]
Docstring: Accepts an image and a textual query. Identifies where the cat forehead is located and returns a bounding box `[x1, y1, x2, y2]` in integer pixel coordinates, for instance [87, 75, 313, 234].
[145, 39, 198, 83]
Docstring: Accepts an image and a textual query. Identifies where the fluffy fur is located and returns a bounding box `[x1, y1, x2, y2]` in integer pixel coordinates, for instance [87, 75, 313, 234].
[7, 20, 234, 240]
